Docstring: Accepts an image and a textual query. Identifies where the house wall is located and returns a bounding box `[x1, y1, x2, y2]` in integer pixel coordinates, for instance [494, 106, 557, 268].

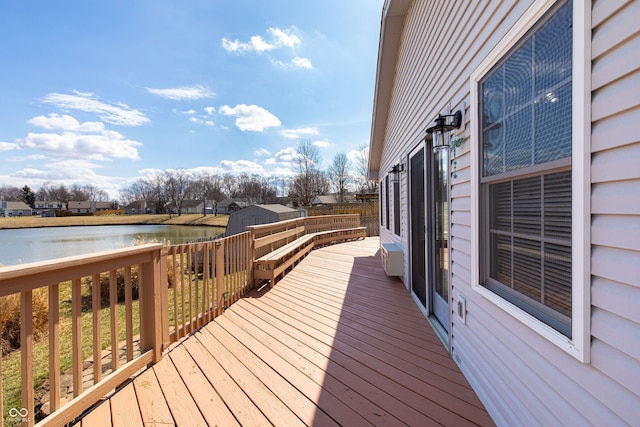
[377, 0, 640, 425]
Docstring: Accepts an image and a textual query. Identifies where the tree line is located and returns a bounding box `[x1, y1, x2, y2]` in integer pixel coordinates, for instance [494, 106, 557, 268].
[0, 142, 378, 213]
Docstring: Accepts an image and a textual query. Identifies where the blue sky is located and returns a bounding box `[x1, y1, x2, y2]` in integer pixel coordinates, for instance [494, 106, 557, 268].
[0, 0, 383, 199]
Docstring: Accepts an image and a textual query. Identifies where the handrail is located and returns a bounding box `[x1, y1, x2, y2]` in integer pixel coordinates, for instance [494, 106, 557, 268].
[0, 216, 354, 426]
[247, 214, 361, 259]
[0, 244, 164, 427]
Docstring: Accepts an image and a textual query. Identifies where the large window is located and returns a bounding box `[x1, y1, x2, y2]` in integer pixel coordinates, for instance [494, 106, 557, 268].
[393, 179, 401, 236]
[385, 175, 390, 230]
[479, 0, 572, 337]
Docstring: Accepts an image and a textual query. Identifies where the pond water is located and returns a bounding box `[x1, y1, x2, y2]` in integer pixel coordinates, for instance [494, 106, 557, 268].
[0, 224, 225, 266]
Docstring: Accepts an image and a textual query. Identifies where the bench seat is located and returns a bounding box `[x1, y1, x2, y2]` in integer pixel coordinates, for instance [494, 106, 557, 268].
[253, 226, 366, 287]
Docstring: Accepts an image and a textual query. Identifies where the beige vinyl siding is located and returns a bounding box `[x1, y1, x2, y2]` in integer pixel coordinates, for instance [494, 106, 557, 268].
[377, 0, 640, 425]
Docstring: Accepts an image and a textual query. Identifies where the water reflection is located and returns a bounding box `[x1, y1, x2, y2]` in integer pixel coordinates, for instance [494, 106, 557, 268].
[0, 225, 225, 266]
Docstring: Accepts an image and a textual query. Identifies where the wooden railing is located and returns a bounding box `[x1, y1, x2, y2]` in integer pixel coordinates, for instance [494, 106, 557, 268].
[248, 214, 362, 259]
[0, 244, 165, 427]
[163, 232, 252, 345]
[0, 216, 356, 426]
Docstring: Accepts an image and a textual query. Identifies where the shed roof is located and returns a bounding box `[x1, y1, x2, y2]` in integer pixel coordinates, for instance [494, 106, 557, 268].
[252, 204, 297, 214]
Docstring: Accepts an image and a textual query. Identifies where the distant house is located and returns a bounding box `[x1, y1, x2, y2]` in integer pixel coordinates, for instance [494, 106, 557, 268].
[179, 200, 214, 215]
[216, 199, 249, 215]
[125, 200, 151, 215]
[369, 0, 640, 425]
[33, 201, 65, 217]
[67, 201, 115, 214]
[0, 201, 32, 217]
[226, 204, 302, 236]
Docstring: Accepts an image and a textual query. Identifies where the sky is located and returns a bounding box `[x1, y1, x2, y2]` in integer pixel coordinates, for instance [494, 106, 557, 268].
[0, 0, 384, 200]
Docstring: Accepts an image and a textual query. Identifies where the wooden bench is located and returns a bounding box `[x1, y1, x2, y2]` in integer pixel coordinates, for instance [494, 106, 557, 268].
[248, 216, 366, 287]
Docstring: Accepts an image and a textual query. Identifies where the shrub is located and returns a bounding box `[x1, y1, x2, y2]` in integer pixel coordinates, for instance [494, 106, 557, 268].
[0, 289, 48, 355]
[82, 267, 140, 305]
[82, 262, 180, 305]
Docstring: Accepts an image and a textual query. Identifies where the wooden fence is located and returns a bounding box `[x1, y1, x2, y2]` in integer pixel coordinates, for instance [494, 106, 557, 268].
[307, 202, 379, 237]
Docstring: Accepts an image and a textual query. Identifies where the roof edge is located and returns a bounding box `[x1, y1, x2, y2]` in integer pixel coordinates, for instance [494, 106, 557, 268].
[368, 0, 412, 180]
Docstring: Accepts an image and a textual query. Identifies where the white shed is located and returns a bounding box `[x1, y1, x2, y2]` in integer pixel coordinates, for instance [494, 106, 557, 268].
[226, 204, 301, 236]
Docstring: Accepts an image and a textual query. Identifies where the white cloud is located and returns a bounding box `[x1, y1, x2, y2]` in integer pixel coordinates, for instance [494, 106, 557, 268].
[271, 57, 313, 71]
[267, 27, 301, 49]
[183, 109, 197, 115]
[189, 117, 214, 126]
[28, 113, 104, 132]
[146, 85, 215, 101]
[266, 147, 298, 168]
[17, 129, 142, 161]
[218, 104, 281, 131]
[41, 91, 149, 127]
[254, 148, 271, 157]
[10, 159, 125, 200]
[14, 159, 102, 180]
[204, 106, 216, 115]
[222, 26, 300, 55]
[219, 159, 264, 173]
[280, 127, 319, 139]
[292, 57, 313, 69]
[0, 142, 19, 152]
[312, 139, 331, 148]
[347, 146, 369, 164]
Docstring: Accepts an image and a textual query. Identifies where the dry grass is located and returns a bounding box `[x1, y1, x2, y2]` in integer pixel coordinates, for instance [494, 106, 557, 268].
[0, 213, 229, 230]
[0, 290, 49, 355]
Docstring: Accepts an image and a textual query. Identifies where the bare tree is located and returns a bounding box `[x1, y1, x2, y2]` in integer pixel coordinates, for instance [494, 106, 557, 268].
[353, 144, 378, 193]
[0, 185, 22, 201]
[39, 182, 72, 204]
[222, 174, 238, 199]
[328, 152, 351, 202]
[289, 140, 323, 206]
[164, 169, 193, 216]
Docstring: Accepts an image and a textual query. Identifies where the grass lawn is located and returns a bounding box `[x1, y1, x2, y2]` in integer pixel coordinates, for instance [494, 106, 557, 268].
[0, 213, 229, 230]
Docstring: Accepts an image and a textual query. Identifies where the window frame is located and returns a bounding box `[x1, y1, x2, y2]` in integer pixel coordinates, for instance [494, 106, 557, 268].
[393, 178, 401, 236]
[385, 174, 390, 230]
[470, 0, 591, 362]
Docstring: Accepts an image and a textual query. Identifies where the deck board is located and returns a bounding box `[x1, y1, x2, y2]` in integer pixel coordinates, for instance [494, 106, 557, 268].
[168, 346, 240, 427]
[84, 237, 495, 427]
[80, 399, 111, 427]
[110, 383, 143, 427]
[132, 369, 175, 426]
[153, 357, 208, 426]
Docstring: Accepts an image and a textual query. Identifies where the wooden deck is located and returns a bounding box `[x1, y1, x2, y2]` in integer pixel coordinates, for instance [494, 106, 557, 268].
[77, 237, 495, 427]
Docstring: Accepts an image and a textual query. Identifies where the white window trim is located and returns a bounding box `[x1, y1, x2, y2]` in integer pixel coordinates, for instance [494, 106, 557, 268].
[470, 0, 591, 362]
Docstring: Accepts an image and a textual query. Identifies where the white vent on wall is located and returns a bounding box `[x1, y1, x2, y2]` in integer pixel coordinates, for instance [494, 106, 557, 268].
[381, 243, 403, 276]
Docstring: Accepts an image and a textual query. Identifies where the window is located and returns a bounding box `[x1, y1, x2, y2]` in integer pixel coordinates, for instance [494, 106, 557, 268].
[479, 1, 573, 337]
[393, 179, 401, 236]
[380, 183, 384, 226]
[385, 175, 390, 230]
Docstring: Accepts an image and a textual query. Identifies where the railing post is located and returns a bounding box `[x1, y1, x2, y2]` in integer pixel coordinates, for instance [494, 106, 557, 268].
[160, 248, 170, 350]
[247, 232, 254, 289]
[216, 240, 225, 315]
[21, 290, 34, 427]
[140, 248, 163, 363]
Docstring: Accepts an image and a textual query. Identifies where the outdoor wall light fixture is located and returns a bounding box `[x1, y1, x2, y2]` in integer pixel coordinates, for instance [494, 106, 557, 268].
[425, 110, 463, 153]
[390, 163, 404, 174]
[389, 162, 404, 183]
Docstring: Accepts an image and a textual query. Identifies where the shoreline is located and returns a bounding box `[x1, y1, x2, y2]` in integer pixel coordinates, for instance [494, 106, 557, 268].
[0, 213, 229, 230]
